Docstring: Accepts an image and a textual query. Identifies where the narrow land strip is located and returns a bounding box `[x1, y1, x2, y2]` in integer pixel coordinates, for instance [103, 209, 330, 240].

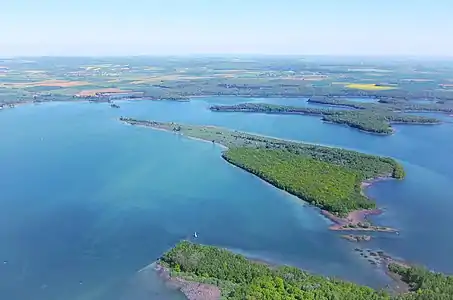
[120, 117, 404, 232]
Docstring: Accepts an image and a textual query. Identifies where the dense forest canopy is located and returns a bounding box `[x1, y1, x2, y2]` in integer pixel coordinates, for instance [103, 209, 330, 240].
[161, 241, 453, 300]
[223, 148, 373, 214]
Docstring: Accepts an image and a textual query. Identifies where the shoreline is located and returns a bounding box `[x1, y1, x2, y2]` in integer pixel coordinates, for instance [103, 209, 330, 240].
[322, 209, 396, 232]
[120, 120, 228, 150]
[0, 96, 188, 111]
[212, 109, 397, 136]
[211, 107, 441, 135]
[322, 120, 394, 136]
[152, 243, 413, 298]
[322, 176, 397, 232]
[120, 117, 391, 157]
[122, 120, 398, 233]
[225, 153, 397, 233]
[153, 262, 221, 300]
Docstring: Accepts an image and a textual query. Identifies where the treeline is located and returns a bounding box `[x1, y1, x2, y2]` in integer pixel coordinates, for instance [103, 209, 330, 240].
[222, 131, 406, 182]
[161, 242, 453, 300]
[210, 103, 440, 135]
[322, 111, 394, 134]
[309, 97, 453, 113]
[120, 118, 406, 182]
[161, 241, 391, 300]
[389, 264, 453, 300]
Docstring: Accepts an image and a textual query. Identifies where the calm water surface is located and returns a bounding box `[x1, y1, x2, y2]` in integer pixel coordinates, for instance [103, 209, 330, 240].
[0, 98, 452, 300]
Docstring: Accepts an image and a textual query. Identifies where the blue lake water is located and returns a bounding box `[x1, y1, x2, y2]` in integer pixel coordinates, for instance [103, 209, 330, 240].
[0, 98, 452, 300]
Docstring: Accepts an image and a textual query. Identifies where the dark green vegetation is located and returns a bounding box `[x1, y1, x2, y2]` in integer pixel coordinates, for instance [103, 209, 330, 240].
[2, 57, 453, 108]
[161, 241, 390, 300]
[161, 241, 453, 299]
[389, 263, 453, 299]
[224, 148, 373, 214]
[210, 103, 441, 135]
[121, 118, 404, 215]
[309, 97, 453, 113]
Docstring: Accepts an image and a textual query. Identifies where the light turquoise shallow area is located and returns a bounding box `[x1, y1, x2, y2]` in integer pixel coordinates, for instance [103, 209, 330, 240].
[0, 98, 452, 300]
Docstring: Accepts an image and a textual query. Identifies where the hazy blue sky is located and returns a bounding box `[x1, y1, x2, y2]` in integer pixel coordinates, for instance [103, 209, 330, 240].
[1, 0, 452, 56]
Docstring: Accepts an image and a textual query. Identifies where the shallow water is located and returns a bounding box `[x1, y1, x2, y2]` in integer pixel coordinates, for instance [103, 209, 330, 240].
[0, 98, 452, 299]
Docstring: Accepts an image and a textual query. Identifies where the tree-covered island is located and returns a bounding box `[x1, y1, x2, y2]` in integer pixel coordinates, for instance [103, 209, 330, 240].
[157, 241, 453, 300]
[120, 117, 405, 231]
[210, 103, 441, 135]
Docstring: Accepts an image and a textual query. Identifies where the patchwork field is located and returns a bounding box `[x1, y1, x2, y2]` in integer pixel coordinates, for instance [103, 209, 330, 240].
[0, 56, 452, 104]
[2, 80, 92, 88]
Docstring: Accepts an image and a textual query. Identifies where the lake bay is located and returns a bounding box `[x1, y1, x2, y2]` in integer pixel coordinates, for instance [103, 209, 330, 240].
[0, 98, 452, 300]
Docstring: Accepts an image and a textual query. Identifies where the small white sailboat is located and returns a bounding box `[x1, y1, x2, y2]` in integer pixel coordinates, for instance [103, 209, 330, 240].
[193, 232, 198, 238]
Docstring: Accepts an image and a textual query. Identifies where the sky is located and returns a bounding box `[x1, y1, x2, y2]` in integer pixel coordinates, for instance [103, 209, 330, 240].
[1, 0, 452, 56]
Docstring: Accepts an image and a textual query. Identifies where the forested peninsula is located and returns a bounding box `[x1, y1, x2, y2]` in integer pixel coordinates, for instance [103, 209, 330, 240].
[308, 96, 453, 113]
[158, 241, 453, 300]
[210, 103, 440, 135]
[121, 118, 404, 230]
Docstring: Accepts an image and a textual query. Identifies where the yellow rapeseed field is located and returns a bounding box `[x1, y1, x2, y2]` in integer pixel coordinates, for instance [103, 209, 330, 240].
[345, 83, 397, 91]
